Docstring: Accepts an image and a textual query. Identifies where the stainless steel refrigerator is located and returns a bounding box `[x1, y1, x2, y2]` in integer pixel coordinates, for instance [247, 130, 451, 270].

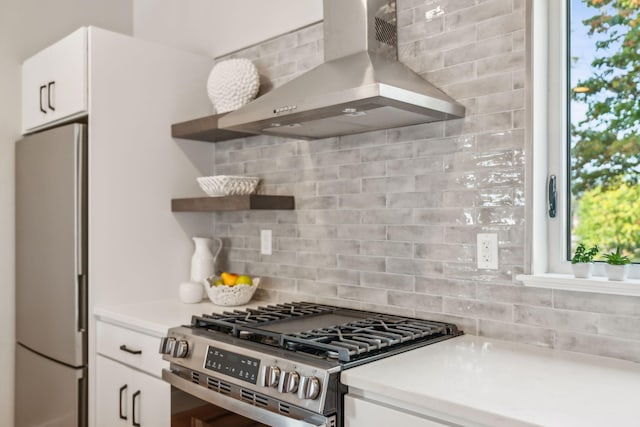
[15, 123, 88, 427]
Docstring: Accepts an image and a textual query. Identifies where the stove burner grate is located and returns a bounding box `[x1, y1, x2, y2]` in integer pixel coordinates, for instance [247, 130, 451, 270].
[190, 302, 460, 362]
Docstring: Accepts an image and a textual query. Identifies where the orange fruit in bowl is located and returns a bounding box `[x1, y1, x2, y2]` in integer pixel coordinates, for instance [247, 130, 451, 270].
[221, 272, 238, 286]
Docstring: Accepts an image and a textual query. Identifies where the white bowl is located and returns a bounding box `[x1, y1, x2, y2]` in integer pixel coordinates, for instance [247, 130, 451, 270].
[205, 277, 260, 306]
[197, 175, 259, 197]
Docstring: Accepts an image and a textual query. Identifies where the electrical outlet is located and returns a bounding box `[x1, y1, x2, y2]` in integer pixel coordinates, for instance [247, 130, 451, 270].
[477, 233, 498, 270]
[260, 229, 272, 255]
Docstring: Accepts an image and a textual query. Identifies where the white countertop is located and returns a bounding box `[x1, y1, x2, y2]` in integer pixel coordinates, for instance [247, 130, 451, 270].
[94, 298, 271, 337]
[341, 334, 640, 427]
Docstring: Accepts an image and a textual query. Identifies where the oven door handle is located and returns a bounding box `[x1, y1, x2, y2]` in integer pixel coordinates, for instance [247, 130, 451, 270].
[162, 369, 329, 427]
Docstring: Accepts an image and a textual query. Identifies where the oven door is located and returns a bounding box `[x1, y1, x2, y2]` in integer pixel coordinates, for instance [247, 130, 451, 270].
[163, 369, 333, 427]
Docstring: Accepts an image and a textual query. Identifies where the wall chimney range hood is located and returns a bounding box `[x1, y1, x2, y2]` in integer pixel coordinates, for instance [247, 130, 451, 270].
[219, 0, 465, 139]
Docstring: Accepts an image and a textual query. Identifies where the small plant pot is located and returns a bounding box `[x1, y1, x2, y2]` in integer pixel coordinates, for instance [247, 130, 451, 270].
[571, 263, 593, 279]
[605, 264, 629, 281]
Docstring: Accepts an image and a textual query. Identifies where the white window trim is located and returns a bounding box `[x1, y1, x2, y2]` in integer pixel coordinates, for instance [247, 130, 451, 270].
[518, 0, 640, 294]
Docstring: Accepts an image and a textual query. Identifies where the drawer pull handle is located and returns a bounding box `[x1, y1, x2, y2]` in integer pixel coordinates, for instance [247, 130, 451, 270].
[132, 390, 141, 427]
[119, 384, 127, 420]
[39, 85, 47, 113]
[119, 345, 142, 355]
[47, 81, 55, 111]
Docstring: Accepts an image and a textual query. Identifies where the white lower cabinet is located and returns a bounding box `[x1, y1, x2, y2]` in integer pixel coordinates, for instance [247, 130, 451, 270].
[96, 320, 171, 427]
[96, 355, 170, 427]
[344, 395, 452, 427]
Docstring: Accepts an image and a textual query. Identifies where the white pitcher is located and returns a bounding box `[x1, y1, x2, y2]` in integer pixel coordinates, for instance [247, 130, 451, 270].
[189, 237, 223, 300]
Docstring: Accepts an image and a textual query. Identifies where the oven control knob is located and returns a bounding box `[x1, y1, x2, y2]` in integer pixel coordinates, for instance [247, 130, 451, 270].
[172, 340, 189, 358]
[264, 366, 281, 388]
[278, 371, 300, 393]
[159, 337, 176, 355]
[297, 376, 321, 400]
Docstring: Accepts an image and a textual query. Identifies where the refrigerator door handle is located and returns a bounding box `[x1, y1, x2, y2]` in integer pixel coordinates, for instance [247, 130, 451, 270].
[77, 274, 87, 333]
[74, 124, 87, 276]
[74, 125, 88, 338]
[78, 373, 88, 427]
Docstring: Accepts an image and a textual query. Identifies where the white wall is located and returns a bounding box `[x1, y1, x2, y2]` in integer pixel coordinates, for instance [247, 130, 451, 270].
[133, 0, 322, 57]
[0, 2, 132, 425]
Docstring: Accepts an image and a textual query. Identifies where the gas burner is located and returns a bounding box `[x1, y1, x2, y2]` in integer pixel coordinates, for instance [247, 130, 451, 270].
[189, 302, 460, 363]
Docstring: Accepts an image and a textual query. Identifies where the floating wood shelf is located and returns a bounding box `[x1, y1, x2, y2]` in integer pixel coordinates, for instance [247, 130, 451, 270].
[171, 195, 295, 212]
[171, 112, 253, 142]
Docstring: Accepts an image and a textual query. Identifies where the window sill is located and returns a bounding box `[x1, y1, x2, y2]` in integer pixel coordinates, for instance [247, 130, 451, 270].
[517, 274, 640, 297]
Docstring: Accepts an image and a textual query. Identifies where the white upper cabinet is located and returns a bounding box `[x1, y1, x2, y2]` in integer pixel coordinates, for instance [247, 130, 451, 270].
[22, 27, 88, 133]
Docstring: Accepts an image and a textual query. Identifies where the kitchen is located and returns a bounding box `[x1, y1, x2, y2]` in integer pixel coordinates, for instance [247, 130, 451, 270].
[3, 0, 640, 426]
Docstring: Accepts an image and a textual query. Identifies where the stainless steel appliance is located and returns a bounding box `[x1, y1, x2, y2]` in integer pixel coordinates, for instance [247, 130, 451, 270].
[160, 302, 462, 427]
[15, 123, 88, 427]
[220, 0, 465, 139]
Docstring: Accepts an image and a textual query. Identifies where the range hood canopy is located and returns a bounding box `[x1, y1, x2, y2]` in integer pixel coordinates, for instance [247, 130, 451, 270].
[219, 0, 465, 140]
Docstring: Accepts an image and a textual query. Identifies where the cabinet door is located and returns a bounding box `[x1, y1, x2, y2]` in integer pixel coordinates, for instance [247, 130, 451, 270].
[22, 27, 87, 132]
[344, 395, 453, 427]
[96, 356, 131, 427]
[131, 364, 171, 427]
[96, 355, 171, 427]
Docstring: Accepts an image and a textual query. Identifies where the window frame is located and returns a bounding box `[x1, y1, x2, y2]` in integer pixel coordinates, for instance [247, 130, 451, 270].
[547, 0, 570, 275]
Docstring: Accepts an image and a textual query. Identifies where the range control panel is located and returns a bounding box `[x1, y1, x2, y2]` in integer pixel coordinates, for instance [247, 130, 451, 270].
[204, 345, 260, 385]
[160, 326, 335, 414]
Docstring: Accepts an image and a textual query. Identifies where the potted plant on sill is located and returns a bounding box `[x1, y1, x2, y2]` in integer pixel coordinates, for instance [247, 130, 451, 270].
[602, 247, 631, 281]
[571, 243, 599, 278]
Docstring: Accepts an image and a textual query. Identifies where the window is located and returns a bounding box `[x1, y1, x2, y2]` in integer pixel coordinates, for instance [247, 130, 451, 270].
[530, 0, 639, 280]
[567, 0, 640, 263]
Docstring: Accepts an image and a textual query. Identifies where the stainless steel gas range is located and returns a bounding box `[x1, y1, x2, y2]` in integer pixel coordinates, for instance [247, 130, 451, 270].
[160, 302, 462, 427]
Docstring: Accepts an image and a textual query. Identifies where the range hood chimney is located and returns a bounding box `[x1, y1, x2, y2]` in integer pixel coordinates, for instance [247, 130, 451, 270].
[219, 0, 465, 139]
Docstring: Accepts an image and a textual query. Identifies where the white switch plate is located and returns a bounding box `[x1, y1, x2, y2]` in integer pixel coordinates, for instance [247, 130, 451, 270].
[477, 233, 498, 270]
[260, 229, 272, 255]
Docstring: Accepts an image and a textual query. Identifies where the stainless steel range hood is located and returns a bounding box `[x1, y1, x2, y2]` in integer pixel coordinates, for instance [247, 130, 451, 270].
[219, 0, 465, 139]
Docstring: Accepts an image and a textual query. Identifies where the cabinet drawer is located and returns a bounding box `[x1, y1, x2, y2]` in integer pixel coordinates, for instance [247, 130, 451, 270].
[22, 27, 87, 132]
[344, 395, 453, 427]
[96, 321, 167, 377]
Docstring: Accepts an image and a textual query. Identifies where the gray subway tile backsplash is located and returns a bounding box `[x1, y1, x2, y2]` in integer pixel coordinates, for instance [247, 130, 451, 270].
[477, 11, 525, 40]
[479, 319, 556, 348]
[554, 332, 640, 363]
[209, 1, 640, 364]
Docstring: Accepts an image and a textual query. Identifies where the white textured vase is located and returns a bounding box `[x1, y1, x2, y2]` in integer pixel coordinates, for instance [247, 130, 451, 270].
[206, 58, 260, 113]
[571, 263, 593, 279]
